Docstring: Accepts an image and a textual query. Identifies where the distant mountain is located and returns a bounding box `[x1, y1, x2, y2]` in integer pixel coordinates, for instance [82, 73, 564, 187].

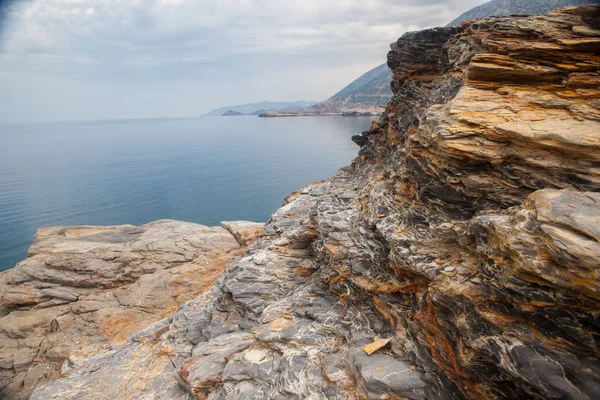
[246, 109, 268, 116]
[293, 0, 596, 117]
[206, 101, 318, 116]
[330, 63, 390, 101]
[221, 110, 245, 116]
[447, 0, 599, 26]
[292, 64, 392, 116]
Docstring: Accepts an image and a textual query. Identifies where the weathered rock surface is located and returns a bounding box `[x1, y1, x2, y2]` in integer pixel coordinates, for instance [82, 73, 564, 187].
[349, 6, 600, 399]
[220, 221, 265, 246]
[16, 5, 600, 400]
[0, 220, 262, 400]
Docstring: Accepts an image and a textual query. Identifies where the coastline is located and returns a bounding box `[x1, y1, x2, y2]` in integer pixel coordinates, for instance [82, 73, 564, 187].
[2, 6, 599, 400]
[258, 111, 383, 118]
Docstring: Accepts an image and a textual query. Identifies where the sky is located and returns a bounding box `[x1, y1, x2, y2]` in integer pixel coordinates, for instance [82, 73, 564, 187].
[0, 0, 489, 122]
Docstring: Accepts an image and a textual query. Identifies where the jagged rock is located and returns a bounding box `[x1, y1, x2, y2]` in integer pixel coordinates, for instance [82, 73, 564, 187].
[346, 348, 425, 399]
[220, 221, 264, 246]
[28, 176, 399, 400]
[22, 5, 600, 400]
[0, 220, 262, 400]
[177, 332, 254, 397]
[348, 6, 600, 399]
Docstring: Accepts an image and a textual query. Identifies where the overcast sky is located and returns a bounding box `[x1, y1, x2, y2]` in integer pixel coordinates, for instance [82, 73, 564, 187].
[0, 0, 488, 122]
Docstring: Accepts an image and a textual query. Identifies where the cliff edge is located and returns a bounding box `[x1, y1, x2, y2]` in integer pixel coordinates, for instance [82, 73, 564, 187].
[0, 220, 263, 399]
[3, 5, 599, 400]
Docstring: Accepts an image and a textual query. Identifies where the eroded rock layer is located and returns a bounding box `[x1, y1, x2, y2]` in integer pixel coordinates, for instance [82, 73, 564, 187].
[22, 5, 600, 400]
[0, 220, 262, 400]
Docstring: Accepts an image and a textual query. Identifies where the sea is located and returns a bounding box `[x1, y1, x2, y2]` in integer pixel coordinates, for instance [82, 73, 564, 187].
[0, 115, 373, 271]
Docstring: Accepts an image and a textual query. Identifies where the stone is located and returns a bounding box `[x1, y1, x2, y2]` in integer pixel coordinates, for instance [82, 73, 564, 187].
[177, 332, 254, 398]
[363, 338, 391, 355]
[12, 348, 36, 372]
[347, 348, 426, 399]
[0, 219, 262, 400]
[220, 221, 264, 246]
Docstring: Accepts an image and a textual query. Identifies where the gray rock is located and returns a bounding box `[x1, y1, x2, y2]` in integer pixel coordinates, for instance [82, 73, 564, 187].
[347, 348, 426, 399]
[0, 220, 261, 400]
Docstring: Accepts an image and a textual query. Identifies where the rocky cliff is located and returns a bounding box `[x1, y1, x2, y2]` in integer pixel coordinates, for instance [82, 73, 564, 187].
[3, 5, 600, 400]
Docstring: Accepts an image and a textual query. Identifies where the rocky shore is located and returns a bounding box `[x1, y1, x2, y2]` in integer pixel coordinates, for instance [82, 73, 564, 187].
[1, 5, 599, 400]
[0, 220, 263, 399]
[258, 111, 343, 117]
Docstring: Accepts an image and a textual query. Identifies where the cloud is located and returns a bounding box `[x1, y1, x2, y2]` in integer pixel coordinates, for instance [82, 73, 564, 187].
[0, 0, 488, 121]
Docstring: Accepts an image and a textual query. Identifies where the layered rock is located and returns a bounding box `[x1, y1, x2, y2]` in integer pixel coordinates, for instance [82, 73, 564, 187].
[351, 5, 600, 399]
[0, 220, 263, 400]
[15, 5, 600, 400]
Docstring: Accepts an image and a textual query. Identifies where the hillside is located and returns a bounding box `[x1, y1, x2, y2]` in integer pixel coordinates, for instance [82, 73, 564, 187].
[221, 110, 245, 116]
[448, 0, 599, 26]
[261, 64, 393, 117]
[329, 63, 389, 100]
[304, 65, 393, 115]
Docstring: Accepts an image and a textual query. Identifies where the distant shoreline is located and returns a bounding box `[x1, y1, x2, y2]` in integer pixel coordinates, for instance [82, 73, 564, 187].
[258, 111, 382, 118]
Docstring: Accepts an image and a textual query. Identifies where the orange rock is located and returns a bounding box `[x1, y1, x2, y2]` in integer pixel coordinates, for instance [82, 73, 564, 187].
[363, 338, 391, 355]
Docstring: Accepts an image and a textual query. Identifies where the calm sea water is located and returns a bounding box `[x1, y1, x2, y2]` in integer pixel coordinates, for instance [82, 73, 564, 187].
[0, 116, 372, 271]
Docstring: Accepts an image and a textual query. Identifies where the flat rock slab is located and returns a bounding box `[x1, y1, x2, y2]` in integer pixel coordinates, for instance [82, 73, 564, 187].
[0, 219, 262, 400]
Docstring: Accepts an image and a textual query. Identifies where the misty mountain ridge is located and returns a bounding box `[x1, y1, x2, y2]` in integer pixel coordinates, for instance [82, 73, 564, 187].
[221, 110, 246, 116]
[210, 0, 596, 118]
[329, 63, 390, 100]
[447, 0, 599, 26]
[206, 101, 318, 116]
[301, 64, 392, 115]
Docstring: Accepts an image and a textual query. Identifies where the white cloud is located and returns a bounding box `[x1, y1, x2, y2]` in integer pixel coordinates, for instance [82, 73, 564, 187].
[0, 0, 489, 121]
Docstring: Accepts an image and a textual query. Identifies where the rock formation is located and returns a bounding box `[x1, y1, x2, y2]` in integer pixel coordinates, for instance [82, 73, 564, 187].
[0, 220, 263, 400]
[2, 5, 599, 400]
[447, 0, 600, 27]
